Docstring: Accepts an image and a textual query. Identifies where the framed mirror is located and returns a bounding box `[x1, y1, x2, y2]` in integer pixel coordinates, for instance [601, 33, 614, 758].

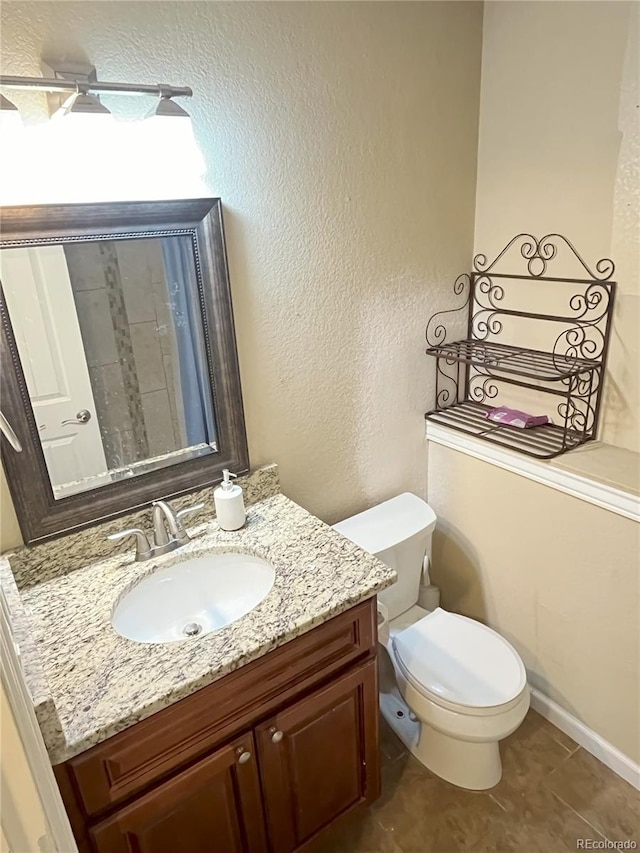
[0, 198, 248, 543]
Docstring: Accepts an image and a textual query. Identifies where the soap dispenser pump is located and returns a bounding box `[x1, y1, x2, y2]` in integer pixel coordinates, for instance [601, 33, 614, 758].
[213, 469, 246, 531]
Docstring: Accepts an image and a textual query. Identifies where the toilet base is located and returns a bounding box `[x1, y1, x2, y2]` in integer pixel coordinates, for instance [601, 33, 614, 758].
[379, 641, 518, 791]
[412, 723, 502, 790]
[380, 691, 503, 791]
[379, 688, 420, 751]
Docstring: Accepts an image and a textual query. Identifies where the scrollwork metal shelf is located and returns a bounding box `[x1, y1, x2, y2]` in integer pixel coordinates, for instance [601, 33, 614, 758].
[425, 234, 616, 460]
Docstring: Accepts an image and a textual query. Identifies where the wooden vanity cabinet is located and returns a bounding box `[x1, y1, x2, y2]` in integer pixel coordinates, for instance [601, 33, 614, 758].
[54, 598, 380, 853]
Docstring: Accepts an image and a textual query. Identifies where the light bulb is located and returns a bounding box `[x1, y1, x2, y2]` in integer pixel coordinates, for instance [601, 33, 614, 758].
[140, 110, 207, 196]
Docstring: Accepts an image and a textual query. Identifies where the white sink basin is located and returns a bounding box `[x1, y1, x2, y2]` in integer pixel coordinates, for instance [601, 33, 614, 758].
[112, 553, 275, 643]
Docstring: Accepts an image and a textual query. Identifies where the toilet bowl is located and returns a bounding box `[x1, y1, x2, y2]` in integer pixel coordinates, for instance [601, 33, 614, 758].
[334, 494, 530, 790]
[380, 603, 529, 789]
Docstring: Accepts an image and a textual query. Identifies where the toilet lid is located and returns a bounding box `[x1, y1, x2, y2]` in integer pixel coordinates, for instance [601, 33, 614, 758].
[392, 608, 526, 709]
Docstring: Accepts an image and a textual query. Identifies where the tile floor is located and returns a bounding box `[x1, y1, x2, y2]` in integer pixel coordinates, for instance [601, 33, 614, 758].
[316, 710, 640, 852]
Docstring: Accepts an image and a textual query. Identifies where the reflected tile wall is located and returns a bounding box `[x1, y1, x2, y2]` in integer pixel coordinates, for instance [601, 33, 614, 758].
[141, 389, 177, 457]
[65, 238, 190, 472]
[65, 242, 149, 467]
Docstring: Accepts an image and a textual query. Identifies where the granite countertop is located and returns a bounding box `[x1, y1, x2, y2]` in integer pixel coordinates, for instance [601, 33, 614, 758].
[2, 489, 395, 765]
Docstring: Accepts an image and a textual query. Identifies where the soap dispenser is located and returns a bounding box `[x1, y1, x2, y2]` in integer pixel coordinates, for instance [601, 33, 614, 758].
[214, 469, 246, 531]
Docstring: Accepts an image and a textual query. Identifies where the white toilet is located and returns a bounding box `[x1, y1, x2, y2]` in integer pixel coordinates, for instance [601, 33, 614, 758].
[333, 492, 529, 790]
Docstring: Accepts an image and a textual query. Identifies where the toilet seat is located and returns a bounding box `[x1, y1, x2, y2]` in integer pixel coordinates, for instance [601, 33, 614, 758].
[392, 608, 526, 715]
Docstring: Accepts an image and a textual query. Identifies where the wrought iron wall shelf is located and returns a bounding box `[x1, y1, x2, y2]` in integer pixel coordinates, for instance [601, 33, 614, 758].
[425, 234, 616, 460]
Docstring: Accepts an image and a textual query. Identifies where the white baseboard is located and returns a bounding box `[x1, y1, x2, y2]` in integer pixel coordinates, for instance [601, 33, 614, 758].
[530, 687, 640, 791]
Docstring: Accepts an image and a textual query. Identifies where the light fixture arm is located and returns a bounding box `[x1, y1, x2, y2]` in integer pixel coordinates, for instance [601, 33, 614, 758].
[0, 75, 192, 100]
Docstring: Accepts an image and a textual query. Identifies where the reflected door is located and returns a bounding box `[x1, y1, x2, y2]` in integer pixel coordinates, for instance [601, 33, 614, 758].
[0, 246, 107, 487]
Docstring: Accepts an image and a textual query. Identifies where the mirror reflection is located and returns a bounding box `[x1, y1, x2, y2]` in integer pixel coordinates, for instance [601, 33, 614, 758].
[0, 236, 218, 498]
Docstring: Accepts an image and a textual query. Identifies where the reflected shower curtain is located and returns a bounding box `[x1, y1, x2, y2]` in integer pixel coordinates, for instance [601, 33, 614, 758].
[161, 236, 217, 448]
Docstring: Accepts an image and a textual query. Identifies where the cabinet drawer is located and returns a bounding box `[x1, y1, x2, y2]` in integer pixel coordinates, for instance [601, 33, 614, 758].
[65, 598, 376, 817]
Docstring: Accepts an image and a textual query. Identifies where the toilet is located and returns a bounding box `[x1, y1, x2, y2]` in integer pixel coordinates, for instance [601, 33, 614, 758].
[333, 493, 529, 790]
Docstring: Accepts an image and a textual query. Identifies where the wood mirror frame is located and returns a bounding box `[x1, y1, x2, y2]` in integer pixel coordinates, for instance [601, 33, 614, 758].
[0, 198, 249, 544]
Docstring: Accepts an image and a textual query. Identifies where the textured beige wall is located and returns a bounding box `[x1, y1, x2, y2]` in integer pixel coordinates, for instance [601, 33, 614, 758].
[0, 1, 483, 550]
[428, 0, 640, 764]
[428, 443, 640, 763]
[474, 0, 639, 452]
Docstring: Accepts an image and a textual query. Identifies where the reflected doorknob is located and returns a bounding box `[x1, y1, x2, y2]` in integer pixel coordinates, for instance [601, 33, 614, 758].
[61, 409, 92, 426]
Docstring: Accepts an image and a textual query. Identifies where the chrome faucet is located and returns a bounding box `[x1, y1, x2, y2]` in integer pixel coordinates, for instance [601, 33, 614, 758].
[108, 499, 204, 561]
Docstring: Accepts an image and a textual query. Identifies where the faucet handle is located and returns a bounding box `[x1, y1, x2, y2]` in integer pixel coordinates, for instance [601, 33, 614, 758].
[107, 528, 153, 561]
[174, 502, 205, 544]
[176, 502, 205, 523]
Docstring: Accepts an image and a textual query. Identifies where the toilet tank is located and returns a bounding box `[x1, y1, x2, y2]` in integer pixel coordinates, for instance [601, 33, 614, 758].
[333, 493, 437, 620]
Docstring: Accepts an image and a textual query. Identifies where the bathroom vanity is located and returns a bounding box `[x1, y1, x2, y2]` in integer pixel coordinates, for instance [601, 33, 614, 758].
[55, 599, 378, 853]
[1, 470, 395, 853]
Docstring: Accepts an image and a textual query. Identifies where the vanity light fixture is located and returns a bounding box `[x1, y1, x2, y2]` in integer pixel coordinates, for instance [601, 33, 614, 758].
[0, 92, 22, 129]
[56, 86, 111, 117]
[147, 90, 190, 119]
[0, 70, 193, 120]
[0, 92, 19, 112]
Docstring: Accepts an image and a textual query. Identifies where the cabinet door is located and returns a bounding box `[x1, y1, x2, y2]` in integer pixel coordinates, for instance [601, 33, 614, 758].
[89, 732, 267, 853]
[256, 658, 379, 853]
